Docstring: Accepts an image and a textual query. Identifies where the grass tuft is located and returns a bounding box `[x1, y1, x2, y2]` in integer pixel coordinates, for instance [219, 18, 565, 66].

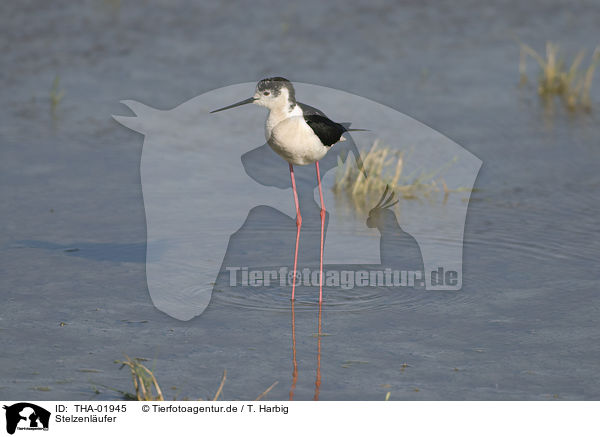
[116, 355, 164, 401]
[114, 356, 277, 401]
[519, 42, 600, 111]
[333, 140, 457, 211]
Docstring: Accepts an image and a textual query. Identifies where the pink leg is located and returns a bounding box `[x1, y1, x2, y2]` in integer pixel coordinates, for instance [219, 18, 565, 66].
[315, 161, 325, 303]
[289, 164, 302, 301]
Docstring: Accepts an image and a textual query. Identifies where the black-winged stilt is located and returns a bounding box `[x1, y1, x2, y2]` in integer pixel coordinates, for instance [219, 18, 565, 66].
[211, 77, 365, 302]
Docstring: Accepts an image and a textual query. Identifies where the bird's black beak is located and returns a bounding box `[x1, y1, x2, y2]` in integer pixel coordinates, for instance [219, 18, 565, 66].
[210, 97, 256, 113]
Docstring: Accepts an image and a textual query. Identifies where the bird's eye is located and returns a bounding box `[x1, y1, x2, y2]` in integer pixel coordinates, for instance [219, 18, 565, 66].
[263, 91, 270, 96]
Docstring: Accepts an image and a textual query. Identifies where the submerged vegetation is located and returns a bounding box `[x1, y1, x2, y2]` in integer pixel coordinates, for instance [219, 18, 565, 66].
[519, 42, 600, 111]
[333, 140, 459, 211]
[113, 356, 277, 401]
[50, 75, 65, 115]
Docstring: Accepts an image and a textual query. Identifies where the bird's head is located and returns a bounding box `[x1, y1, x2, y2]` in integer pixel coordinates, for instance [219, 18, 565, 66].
[253, 77, 296, 111]
[210, 77, 296, 113]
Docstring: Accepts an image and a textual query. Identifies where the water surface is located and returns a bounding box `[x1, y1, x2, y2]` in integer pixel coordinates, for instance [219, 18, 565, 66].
[1, 0, 599, 400]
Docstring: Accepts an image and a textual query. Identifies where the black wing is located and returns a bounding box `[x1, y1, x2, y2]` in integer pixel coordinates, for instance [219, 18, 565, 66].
[298, 102, 367, 177]
[298, 102, 345, 147]
[297, 102, 328, 117]
[304, 114, 346, 147]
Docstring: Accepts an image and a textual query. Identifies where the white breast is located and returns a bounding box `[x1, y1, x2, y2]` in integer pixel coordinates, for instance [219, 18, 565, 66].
[265, 107, 327, 166]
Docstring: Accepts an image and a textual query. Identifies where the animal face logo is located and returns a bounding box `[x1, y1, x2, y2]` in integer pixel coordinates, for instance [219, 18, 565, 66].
[113, 82, 481, 321]
[3, 403, 50, 434]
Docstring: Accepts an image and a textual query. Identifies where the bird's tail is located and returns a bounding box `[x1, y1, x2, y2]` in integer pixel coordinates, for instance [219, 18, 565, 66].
[340, 122, 369, 132]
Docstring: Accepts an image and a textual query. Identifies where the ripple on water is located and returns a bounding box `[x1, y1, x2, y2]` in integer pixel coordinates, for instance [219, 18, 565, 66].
[465, 188, 600, 266]
[210, 270, 464, 314]
[211, 184, 600, 314]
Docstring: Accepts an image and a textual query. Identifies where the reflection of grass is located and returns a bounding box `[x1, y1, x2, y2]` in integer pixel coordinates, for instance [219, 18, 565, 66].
[114, 356, 278, 401]
[519, 42, 600, 111]
[333, 140, 458, 211]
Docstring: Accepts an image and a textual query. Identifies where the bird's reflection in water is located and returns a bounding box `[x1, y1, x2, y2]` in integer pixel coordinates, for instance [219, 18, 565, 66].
[314, 301, 322, 401]
[289, 301, 298, 400]
[287, 186, 420, 400]
[289, 301, 323, 401]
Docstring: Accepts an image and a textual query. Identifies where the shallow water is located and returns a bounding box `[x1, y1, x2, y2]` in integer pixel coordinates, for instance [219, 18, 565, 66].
[1, 0, 600, 400]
